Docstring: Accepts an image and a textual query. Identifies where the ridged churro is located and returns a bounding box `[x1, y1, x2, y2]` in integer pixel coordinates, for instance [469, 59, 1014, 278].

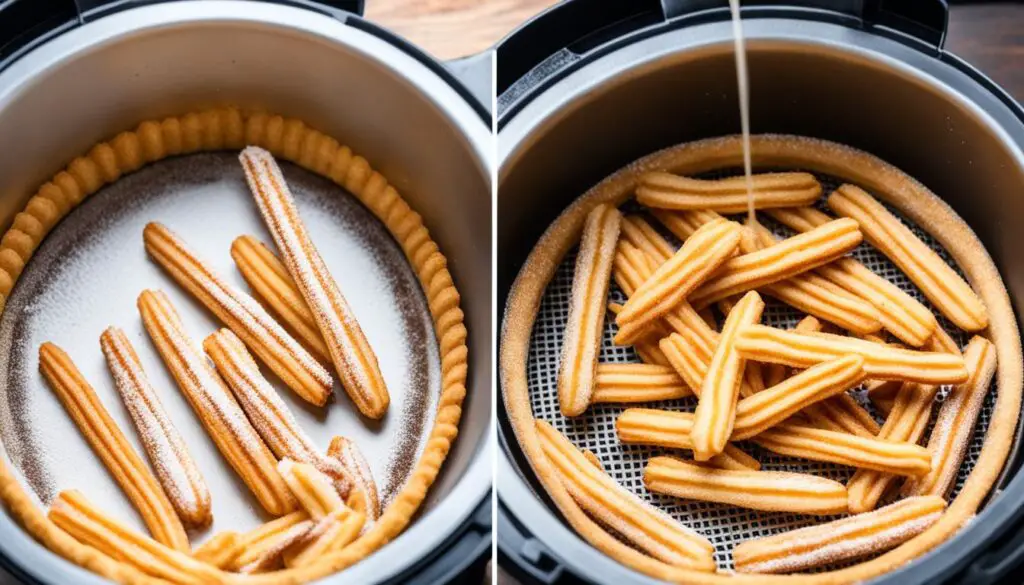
[659, 331, 757, 400]
[691, 291, 764, 460]
[754, 423, 931, 476]
[278, 459, 346, 520]
[138, 290, 296, 515]
[803, 393, 881, 438]
[636, 172, 821, 212]
[735, 324, 968, 384]
[48, 491, 221, 584]
[100, 327, 211, 530]
[731, 355, 866, 440]
[619, 215, 676, 266]
[230, 511, 310, 571]
[733, 496, 947, 573]
[231, 235, 329, 361]
[193, 531, 243, 569]
[558, 204, 622, 416]
[39, 343, 190, 552]
[328, 436, 380, 522]
[237, 519, 314, 574]
[846, 382, 939, 513]
[904, 336, 997, 498]
[614, 218, 740, 344]
[688, 219, 863, 307]
[240, 146, 389, 418]
[204, 328, 350, 494]
[593, 363, 691, 403]
[828, 184, 988, 331]
[537, 420, 716, 570]
[143, 222, 333, 406]
[644, 457, 848, 515]
[768, 206, 938, 346]
[616, 409, 760, 471]
[282, 507, 365, 568]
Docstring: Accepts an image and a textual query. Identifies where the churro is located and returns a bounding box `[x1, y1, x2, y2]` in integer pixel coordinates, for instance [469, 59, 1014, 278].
[659, 331, 757, 400]
[558, 204, 622, 416]
[282, 507, 365, 568]
[614, 218, 741, 343]
[828, 184, 988, 331]
[754, 423, 931, 476]
[100, 327, 211, 530]
[768, 206, 938, 346]
[691, 291, 764, 460]
[644, 457, 847, 515]
[39, 343, 190, 552]
[48, 491, 221, 584]
[904, 336, 997, 498]
[733, 496, 947, 573]
[593, 363, 691, 403]
[537, 420, 716, 570]
[240, 146, 389, 418]
[278, 459, 346, 520]
[231, 235, 329, 361]
[619, 215, 676, 266]
[138, 289, 296, 515]
[616, 409, 760, 471]
[846, 382, 939, 513]
[204, 328, 350, 494]
[230, 511, 310, 571]
[237, 519, 315, 574]
[636, 171, 821, 212]
[735, 324, 968, 384]
[731, 355, 866, 440]
[328, 436, 381, 522]
[803, 393, 881, 438]
[143, 222, 333, 406]
[688, 219, 863, 307]
[193, 531, 243, 569]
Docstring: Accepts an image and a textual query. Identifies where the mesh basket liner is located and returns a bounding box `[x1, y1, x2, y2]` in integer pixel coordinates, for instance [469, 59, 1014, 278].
[525, 174, 994, 572]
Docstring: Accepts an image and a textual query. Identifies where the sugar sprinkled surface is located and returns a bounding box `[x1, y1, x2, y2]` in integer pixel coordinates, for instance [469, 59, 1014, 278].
[0, 153, 441, 540]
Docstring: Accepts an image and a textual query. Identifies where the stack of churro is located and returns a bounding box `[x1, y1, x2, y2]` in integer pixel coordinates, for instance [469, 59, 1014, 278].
[543, 169, 996, 574]
[37, 147, 387, 577]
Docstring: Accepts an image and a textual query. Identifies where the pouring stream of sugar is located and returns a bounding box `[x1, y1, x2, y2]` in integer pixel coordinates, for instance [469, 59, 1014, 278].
[729, 0, 757, 228]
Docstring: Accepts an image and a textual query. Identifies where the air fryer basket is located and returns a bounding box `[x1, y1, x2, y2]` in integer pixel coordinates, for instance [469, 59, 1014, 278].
[498, 5, 1024, 585]
[0, 2, 492, 584]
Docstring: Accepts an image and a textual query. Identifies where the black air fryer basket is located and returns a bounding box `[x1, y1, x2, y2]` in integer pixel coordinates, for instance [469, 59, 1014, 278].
[497, 1, 1024, 584]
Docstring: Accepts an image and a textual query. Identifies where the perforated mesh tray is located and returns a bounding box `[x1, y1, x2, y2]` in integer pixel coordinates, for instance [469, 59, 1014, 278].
[525, 173, 993, 572]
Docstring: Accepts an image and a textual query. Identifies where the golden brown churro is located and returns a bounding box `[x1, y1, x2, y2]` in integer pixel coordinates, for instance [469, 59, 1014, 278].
[278, 459, 346, 520]
[828, 184, 988, 331]
[733, 496, 947, 574]
[615, 218, 741, 344]
[731, 355, 866, 440]
[240, 146, 389, 418]
[283, 507, 366, 568]
[237, 520, 315, 574]
[558, 204, 622, 416]
[99, 327, 211, 530]
[754, 423, 931, 476]
[636, 172, 821, 212]
[659, 331, 757, 400]
[768, 206, 938, 346]
[537, 420, 716, 570]
[619, 215, 676, 265]
[644, 457, 848, 515]
[846, 382, 940, 513]
[48, 491, 221, 584]
[593, 363, 691, 403]
[143, 222, 333, 406]
[691, 291, 764, 460]
[904, 336, 997, 498]
[193, 531, 243, 569]
[803, 393, 881, 438]
[138, 290, 296, 516]
[688, 219, 863, 308]
[204, 328, 350, 494]
[39, 343, 190, 552]
[616, 409, 760, 471]
[231, 235, 330, 361]
[328, 436, 381, 522]
[229, 511, 310, 571]
[735, 325, 969, 384]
